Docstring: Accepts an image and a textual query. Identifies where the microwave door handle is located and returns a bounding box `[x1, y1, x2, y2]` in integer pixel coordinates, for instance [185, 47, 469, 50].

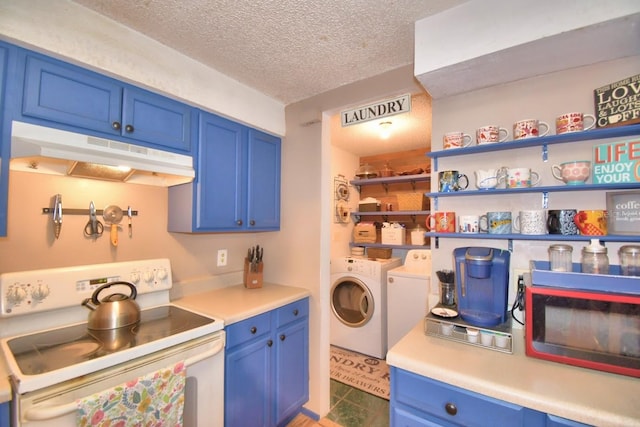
[23, 336, 224, 421]
[459, 261, 466, 297]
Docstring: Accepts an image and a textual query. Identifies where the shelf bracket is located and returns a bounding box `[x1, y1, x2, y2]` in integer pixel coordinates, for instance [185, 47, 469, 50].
[382, 215, 389, 222]
[410, 180, 417, 191]
[541, 144, 549, 162]
[410, 214, 417, 224]
[508, 239, 513, 252]
[382, 183, 389, 193]
[435, 236, 439, 249]
[433, 157, 439, 172]
[542, 192, 549, 209]
[433, 196, 439, 211]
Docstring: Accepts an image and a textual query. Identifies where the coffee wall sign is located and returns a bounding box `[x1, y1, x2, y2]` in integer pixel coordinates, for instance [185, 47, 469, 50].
[594, 74, 640, 128]
[592, 139, 640, 184]
[341, 94, 411, 127]
[606, 191, 640, 235]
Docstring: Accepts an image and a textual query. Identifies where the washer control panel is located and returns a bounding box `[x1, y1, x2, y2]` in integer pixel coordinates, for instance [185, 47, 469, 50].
[0, 259, 172, 317]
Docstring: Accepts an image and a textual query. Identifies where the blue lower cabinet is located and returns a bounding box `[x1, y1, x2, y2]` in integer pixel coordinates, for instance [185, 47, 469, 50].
[390, 368, 589, 427]
[225, 298, 309, 427]
[0, 401, 9, 426]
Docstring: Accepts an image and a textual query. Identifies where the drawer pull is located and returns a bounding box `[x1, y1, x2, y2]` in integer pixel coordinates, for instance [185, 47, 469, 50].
[112, 121, 121, 130]
[267, 339, 273, 347]
[445, 402, 457, 416]
[250, 326, 257, 334]
[125, 124, 134, 133]
[293, 309, 299, 316]
[280, 334, 286, 341]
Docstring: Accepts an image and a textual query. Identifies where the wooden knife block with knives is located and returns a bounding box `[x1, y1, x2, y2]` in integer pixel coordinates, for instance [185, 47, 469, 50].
[244, 245, 264, 289]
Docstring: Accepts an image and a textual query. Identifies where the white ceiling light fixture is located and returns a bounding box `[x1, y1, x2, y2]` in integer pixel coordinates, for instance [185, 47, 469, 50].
[379, 121, 393, 139]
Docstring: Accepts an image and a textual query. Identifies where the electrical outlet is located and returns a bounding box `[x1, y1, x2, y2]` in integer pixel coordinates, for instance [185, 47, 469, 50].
[217, 249, 228, 267]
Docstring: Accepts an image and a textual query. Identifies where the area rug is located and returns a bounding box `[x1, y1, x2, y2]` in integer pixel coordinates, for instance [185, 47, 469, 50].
[329, 345, 390, 400]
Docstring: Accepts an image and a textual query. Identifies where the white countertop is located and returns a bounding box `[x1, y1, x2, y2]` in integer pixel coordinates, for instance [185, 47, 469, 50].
[0, 282, 310, 404]
[172, 282, 311, 324]
[387, 321, 640, 427]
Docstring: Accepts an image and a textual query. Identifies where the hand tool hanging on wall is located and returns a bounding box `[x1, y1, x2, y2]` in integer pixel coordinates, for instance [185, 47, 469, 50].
[51, 194, 63, 239]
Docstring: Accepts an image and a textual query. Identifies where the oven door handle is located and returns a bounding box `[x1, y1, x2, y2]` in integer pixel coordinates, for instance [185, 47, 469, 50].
[23, 337, 225, 421]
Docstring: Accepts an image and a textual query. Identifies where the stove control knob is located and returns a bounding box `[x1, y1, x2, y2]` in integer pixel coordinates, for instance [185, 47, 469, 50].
[143, 270, 155, 284]
[31, 284, 50, 302]
[129, 272, 141, 284]
[156, 267, 168, 281]
[6, 286, 27, 305]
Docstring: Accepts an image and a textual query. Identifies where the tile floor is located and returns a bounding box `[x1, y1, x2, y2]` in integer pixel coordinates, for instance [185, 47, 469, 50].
[325, 379, 389, 427]
[287, 380, 390, 427]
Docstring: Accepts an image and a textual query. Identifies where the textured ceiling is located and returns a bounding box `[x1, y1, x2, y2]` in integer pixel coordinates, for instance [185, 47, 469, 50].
[71, 0, 466, 105]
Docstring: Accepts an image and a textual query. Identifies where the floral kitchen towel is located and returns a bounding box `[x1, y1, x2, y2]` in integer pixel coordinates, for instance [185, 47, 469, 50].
[77, 361, 186, 427]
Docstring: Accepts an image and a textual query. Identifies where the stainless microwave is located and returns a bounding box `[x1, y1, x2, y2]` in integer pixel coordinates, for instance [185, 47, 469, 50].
[525, 284, 640, 377]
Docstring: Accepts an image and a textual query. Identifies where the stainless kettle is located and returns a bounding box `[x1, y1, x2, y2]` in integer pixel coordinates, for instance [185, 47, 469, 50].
[82, 281, 141, 330]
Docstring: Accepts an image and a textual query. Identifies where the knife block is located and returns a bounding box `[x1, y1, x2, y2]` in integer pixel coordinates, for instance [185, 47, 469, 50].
[243, 259, 264, 289]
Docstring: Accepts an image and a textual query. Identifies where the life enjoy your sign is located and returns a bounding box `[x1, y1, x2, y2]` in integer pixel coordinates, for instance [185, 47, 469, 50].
[593, 139, 640, 184]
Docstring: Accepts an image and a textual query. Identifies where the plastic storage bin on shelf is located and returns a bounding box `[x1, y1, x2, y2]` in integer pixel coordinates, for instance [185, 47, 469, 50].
[530, 261, 640, 296]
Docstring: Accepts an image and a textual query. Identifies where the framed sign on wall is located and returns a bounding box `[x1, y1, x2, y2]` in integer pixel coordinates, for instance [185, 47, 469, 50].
[606, 190, 640, 235]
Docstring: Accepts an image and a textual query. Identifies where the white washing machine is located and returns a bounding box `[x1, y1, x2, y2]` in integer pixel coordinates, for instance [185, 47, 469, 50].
[330, 256, 402, 358]
[387, 249, 432, 349]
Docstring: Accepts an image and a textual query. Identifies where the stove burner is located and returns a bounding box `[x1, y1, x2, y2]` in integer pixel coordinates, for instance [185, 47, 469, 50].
[7, 306, 215, 376]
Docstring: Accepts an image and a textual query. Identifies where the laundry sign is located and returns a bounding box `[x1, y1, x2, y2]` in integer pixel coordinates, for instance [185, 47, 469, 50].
[592, 139, 640, 184]
[341, 94, 411, 127]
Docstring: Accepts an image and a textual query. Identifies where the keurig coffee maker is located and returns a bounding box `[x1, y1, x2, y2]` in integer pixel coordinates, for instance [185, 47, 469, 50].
[453, 247, 510, 327]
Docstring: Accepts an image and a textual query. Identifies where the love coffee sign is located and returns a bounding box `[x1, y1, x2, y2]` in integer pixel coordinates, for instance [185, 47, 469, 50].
[593, 139, 640, 184]
[594, 74, 640, 128]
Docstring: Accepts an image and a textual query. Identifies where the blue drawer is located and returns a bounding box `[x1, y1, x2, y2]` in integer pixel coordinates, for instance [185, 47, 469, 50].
[275, 298, 309, 328]
[225, 311, 271, 349]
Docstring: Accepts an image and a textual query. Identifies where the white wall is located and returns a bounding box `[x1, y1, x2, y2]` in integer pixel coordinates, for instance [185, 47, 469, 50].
[0, 0, 285, 136]
[430, 55, 640, 315]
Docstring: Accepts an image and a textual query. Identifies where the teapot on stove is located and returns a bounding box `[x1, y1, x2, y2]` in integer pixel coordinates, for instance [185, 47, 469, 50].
[82, 281, 141, 330]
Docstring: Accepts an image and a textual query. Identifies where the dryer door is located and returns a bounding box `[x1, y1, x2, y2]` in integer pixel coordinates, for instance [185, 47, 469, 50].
[331, 276, 374, 327]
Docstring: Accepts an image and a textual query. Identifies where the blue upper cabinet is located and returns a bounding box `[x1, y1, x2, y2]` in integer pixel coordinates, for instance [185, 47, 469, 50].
[247, 129, 281, 230]
[168, 111, 281, 232]
[0, 41, 19, 237]
[20, 51, 194, 154]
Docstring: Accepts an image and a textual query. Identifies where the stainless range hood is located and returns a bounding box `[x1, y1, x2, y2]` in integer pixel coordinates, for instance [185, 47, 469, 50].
[9, 121, 195, 186]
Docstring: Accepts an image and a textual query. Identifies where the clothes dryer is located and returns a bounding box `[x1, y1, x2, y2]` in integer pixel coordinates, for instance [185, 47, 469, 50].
[330, 256, 402, 358]
[387, 250, 432, 349]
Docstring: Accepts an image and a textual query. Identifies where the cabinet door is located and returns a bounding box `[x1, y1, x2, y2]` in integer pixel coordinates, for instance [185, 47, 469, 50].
[247, 129, 281, 230]
[196, 112, 245, 230]
[0, 42, 13, 237]
[121, 87, 193, 153]
[274, 319, 309, 426]
[225, 337, 272, 427]
[22, 54, 122, 135]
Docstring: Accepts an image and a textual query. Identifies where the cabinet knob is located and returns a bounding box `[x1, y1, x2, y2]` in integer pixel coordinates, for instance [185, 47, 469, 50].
[280, 334, 286, 341]
[267, 339, 273, 347]
[250, 220, 256, 226]
[293, 309, 299, 316]
[112, 121, 121, 130]
[125, 124, 134, 133]
[388, 277, 394, 283]
[250, 326, 257, 334]
[444, 402, 457, 416]
[236, 219, 243, 226]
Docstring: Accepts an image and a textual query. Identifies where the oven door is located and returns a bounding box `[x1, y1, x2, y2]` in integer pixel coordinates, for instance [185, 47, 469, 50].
[525, 285, 640, 377]
[13, 331, 225, 427]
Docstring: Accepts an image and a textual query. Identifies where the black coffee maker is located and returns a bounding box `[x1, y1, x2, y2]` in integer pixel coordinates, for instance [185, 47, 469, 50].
[453, 247, 510, 327]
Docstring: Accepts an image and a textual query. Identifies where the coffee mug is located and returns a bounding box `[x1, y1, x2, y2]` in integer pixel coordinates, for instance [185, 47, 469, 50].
[458, 215, 480, 234]
[555, 112, 596, 134]
[513, 119, 550, 140]
[547, 209, 578, 235]
[474, 169, 499, 190]
[480, 211, 512, 234]
[514, 210, 547, 235]
[551, 161, 591, 185]
[439, 170, 469, 192]
[476, 125, 510, 144]
[574, 210, 608, 235]
[426, 211, 456, 233]
[502, 167, 541, 188]
[443, 131, 472, 150]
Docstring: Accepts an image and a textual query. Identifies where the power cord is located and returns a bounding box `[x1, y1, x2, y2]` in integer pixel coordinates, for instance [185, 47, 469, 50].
[510, 275, 525, 325]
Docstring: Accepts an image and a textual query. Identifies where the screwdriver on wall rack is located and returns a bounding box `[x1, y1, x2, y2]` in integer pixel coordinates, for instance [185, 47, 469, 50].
[127, 206, 133, 237]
